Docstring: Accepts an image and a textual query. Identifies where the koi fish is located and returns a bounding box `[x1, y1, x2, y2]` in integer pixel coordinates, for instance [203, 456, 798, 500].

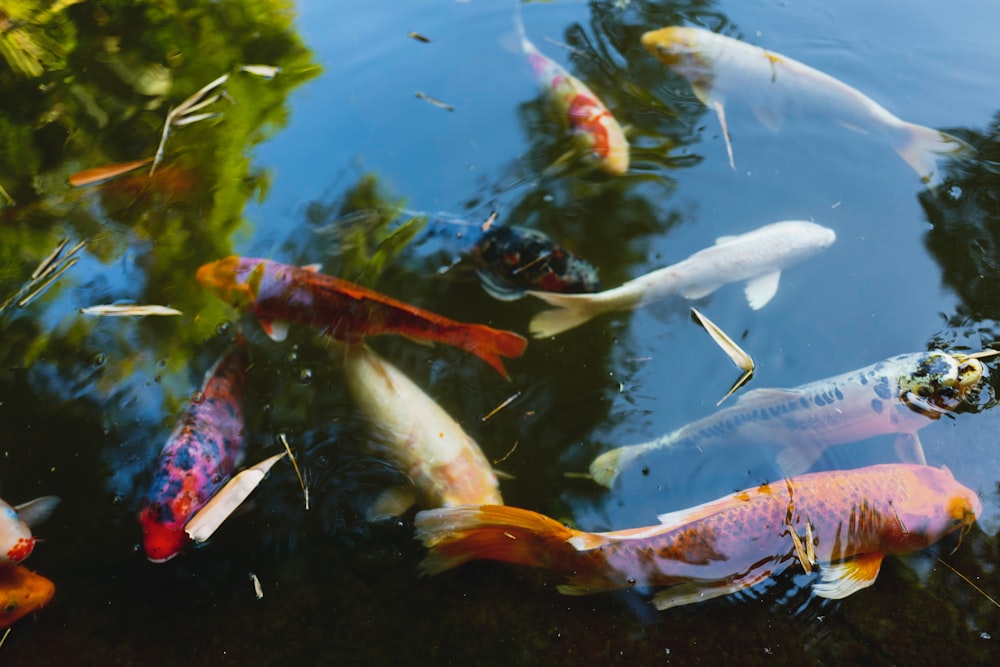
[337, 341, 502, 515]
[641, 26, 972, 183]
[139, 344, 248, 562]
[469, 225, 601, 301]
[415, 463, 981, 609]
[196, 257, 527, 378]
[0, 566, 55, 629]
[590, 351, 986, 488]
[1, 496, 60, 566]
[528, 220, 835, 337]
[515, 3, 629, 175]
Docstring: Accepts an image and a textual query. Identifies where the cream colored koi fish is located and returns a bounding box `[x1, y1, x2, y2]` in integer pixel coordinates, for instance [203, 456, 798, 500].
[527, 220, 835, 338]
[590, 351, 987, 488]
[641, 26, 972, 183]
[336, 342, 503, 515]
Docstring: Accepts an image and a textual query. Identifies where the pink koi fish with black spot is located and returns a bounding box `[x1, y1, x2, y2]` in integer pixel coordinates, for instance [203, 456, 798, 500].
[516, 3, 629, 175]
[139, 343, 248, 562]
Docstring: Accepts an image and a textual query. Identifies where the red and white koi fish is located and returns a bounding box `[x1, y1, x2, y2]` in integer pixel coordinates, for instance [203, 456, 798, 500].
[0, 566, 55, 629]
[516, 3, 629, 175]
[641, 26, 972, 183]
[139, 344, 248, 562]
[415, 464, 980, 610]
[1, 496, 60, 566]
[528, 220, 835, 337]
[337, 341, 502, 515]
[196, 257, 527, 379]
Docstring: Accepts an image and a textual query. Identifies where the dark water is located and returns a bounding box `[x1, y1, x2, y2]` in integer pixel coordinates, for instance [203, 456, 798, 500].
[2, 0, 1000, 664]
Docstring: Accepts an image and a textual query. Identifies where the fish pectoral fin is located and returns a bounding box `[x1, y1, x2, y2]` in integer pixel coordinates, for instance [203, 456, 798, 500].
[710, 99, 736, 170]
[403, 335, 435, 348]
[367, 486, 417, 521]
[14, 496, 61, 527]
[566, 533, 611, 551]
[894, 433, 928, 465]
[259, 319, 290, 342]
[812, 552, 884, 600]
[744, 270, 781, 310]
[475, 269, 527, 302]
[776, 444, 825, 477]
[678, 282, 722, 300]
[300, 263, 322, 272]
[752, 105, 786, 132]
[651, 569, 774, 610]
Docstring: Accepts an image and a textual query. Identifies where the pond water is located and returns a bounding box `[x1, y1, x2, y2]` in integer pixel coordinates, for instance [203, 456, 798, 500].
[2, 0, 1000, 664]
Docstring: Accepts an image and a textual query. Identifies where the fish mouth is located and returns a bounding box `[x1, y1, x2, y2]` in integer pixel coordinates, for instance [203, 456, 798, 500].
[898, 351, 986, 417]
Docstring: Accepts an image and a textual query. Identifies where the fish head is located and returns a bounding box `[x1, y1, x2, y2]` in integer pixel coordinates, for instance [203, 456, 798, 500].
[0, 566, 55, 629]
[883, 465, 982, 554]
[139, 506, 187, 563]
[640, 27, 702, 68]
[196, 256, 265, 309]
[897, 351, 985, 418]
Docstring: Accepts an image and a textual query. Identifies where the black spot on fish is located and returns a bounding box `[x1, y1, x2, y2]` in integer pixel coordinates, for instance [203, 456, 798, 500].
[873, 379, 893, 400]
[814, 394, 826, 407]
[800, 397, 810, 409]
[859, 374, 868, 385]
[871, 399, 884, 414]
[834, 387, 844, 401]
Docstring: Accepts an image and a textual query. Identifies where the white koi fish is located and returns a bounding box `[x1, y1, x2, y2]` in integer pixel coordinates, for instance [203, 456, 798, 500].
[641, 26, 972, 183]
[589, 351, 987, 488]
[336, 342, 503, 515]
[527, 220, 835, 338]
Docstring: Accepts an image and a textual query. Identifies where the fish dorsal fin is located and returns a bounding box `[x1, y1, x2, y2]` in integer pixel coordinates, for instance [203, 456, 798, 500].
[753, 105, 786, 132]
[691, 81, 714, 107]
[744, 270, 781, 310]
[301, 263, 322, 273]
[812, 552, 884, 599]
[259, 319, 290, 342]
[656, 494, 742, 530]
[14, 496, 60, 527]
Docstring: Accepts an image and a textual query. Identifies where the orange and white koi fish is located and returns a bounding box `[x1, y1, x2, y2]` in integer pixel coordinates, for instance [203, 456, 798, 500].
[415, 463, 980, 610]
[1, 496, 60, 566]
[641, 26, 972, 183]
[516, 3, 629, 175]
[337, 342, 502, 515]
[0, 566, 55, 629]
[197, 257, 527, 378]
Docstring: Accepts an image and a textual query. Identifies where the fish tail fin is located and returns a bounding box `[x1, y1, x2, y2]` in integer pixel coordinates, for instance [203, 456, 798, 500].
[513, 0, 530, 50]
[895, 122, 974, 185]
[588, 447, 635, 489]
[455, 323, 527, 378]
[414, 504, 577, 576]
[528, 291, 606, 338]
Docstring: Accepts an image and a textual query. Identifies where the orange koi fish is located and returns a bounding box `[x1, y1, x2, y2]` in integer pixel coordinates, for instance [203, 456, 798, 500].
[197, 257, 527, 378]
[415, 464, 980, 610]
[0, 566, 55, 629]
[515, 3, 629, 175]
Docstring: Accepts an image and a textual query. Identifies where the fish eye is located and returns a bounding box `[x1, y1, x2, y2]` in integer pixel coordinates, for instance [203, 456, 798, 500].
[3, 601, 17, 614]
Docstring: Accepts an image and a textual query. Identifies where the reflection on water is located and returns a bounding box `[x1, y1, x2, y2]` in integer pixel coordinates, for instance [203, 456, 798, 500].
[2, 0, 1000, 664]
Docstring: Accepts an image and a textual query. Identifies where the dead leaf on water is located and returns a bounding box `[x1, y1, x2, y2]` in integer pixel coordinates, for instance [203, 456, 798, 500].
[415, 91, 454, 111]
